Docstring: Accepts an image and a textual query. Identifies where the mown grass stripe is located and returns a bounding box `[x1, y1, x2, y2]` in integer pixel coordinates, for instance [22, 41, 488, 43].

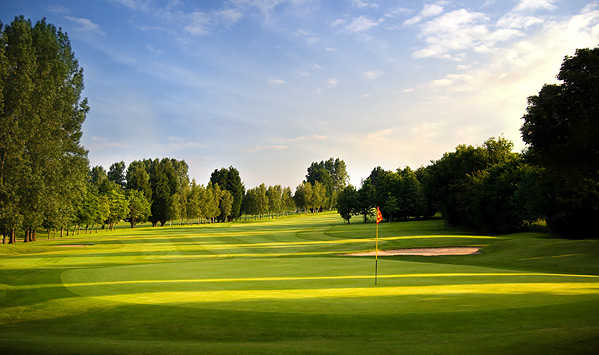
[90, 282, 599, 304]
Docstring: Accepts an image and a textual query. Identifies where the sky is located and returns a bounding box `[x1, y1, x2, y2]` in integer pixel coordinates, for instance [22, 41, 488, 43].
[1, 0, 598, 188]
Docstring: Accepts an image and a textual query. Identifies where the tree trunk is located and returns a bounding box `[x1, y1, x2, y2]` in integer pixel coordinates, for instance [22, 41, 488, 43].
[24, 228, 29, 243]
[60, 227, 63, 238]
[2, 233, 5, 244]
[32, 229, 36, 241]
[12, 229, 16, 244]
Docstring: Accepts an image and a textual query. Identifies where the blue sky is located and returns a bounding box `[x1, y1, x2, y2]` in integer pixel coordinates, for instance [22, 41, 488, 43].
[2, 0, 598, 188]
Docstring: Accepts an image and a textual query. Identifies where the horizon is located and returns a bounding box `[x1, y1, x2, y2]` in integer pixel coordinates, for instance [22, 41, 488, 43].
[1, 0, 598, 188]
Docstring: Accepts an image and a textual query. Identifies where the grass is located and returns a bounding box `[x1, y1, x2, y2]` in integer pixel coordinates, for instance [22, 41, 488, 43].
[1, 211, 599, 354]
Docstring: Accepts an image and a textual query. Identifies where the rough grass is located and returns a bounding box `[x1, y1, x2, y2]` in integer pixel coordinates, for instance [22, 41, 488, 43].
[1, 212, 599, 354]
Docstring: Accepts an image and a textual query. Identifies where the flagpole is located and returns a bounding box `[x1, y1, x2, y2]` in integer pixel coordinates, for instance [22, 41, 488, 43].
[375, 222, 379, 286]
[374, 206, 383, 286]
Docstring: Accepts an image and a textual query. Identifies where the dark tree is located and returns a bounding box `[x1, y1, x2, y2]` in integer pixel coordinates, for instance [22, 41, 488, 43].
[210, 166, 245, 219]
[108, 161, 126, 189]
[0, 17, 89, 242]
[126, 161, 152, 201]
[521, 47, 599, 236]
[336, 185, 358, 223]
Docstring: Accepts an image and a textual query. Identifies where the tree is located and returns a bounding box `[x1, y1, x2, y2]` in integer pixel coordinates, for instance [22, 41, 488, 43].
[294, 182, 313, 212]
[336, 185, 358, 223]
[108, 161, 126, 189]
[266, 185, 282, 217]
[127, 189, 151, 228]
[521, 47, 599, 236]
[210, 167, 245, 219]
[311, 181, 326, 212]
[126, 161, 152, 201]
[281, 187, 295, 212]
[0, 17, 89, 242]
[219, 190, 233, 222]
[148, 160, 172, 226]
[306, 158, 349, 210]
[106, 189, 129, 229]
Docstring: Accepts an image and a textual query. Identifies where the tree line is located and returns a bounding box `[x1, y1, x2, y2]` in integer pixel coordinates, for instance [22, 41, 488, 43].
[0, 16, 351, 244]
[337, 47, 599, 238]
[2, 16, 596, 242]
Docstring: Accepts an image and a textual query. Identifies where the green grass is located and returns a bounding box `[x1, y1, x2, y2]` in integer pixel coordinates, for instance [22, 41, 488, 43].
[1, 211, 599, 354]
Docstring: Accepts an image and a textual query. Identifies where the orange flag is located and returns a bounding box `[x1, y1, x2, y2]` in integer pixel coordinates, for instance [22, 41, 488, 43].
[376, 206, 383, 224]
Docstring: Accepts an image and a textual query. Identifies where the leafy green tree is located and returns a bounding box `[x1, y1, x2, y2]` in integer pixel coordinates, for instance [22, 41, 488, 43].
[126, 161, 152, 201]
[281, 187, 296, 212]
[0, 17, 89, 242]
[266, 185, 282, 216]
[294, 182, 313, 212]
[306, 158, 349, 210]
[76, 186, 99, 232]
[312, 181, 326, 212]
[256, 184, 268, 217]
[336, 185, 358, 223]
[106, 189, 129, 229]
[219, 190, 234, 222]
[357, 183, 375, 223]
[108, 161, 126, 189]
[521, 47, 599, 236]
[210, 167, 245, 219]
[148, 160, 172, 226]
[127, 189, 151, 228]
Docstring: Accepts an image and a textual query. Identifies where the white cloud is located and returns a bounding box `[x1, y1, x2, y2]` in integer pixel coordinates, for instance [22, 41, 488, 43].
[384, 7, 411, 18]
[415, 4, 599, 152]
[367, 128, 393, 139]
[346, 16, 380, 32]
[231, 0, 283, 15]
[431, 78, 453, 87]
[247, 144, 288, 153]
[65, 16, 104, 35]
[325, 47, 337, 52]
[146, 44, 163, 55]
[281, 135, 327, 143]
[331, 18, 346, 27]
[363, 70, 383, 79]
[353, 0, 378, 9]
[185, 11, 211, 35]
[497, 13, 544, 29]
[413, 9, 524, 59]
[404, 3, 444, 26]
[268, 79, 286, 86]
[402, 88, 415, 93]
[327, 78, 338, 88]
[218, 9, 243, 24]
[513, 0, 558, 12]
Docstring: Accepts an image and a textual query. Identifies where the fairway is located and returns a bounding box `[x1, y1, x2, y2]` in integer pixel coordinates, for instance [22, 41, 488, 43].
[2, 212, 599, 354]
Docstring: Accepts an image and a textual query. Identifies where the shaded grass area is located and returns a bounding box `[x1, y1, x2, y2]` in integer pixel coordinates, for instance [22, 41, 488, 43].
[1, 211, 599, 354]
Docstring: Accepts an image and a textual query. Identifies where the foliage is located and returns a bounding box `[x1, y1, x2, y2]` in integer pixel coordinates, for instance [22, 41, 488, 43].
[127, 189, 151, 228]
[336, 185, 358, 223]
[210, 166, 245, 219]
[521, 47, 599, 237]
[0, 16, 89, 241]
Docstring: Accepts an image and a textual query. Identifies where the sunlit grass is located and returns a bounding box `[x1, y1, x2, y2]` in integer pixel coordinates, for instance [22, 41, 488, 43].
[1, 211, 599, 354]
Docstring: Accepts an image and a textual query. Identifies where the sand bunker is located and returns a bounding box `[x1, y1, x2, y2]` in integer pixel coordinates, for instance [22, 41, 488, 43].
[55, 244, 93, 247]
[346, 247, 480, 256]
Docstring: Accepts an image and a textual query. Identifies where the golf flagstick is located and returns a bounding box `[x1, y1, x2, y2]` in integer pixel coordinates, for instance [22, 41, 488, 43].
[375, 206, 383, 286]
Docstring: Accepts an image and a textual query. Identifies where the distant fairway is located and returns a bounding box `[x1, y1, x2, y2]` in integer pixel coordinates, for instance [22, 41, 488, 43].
[2, 212, 599, 354]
